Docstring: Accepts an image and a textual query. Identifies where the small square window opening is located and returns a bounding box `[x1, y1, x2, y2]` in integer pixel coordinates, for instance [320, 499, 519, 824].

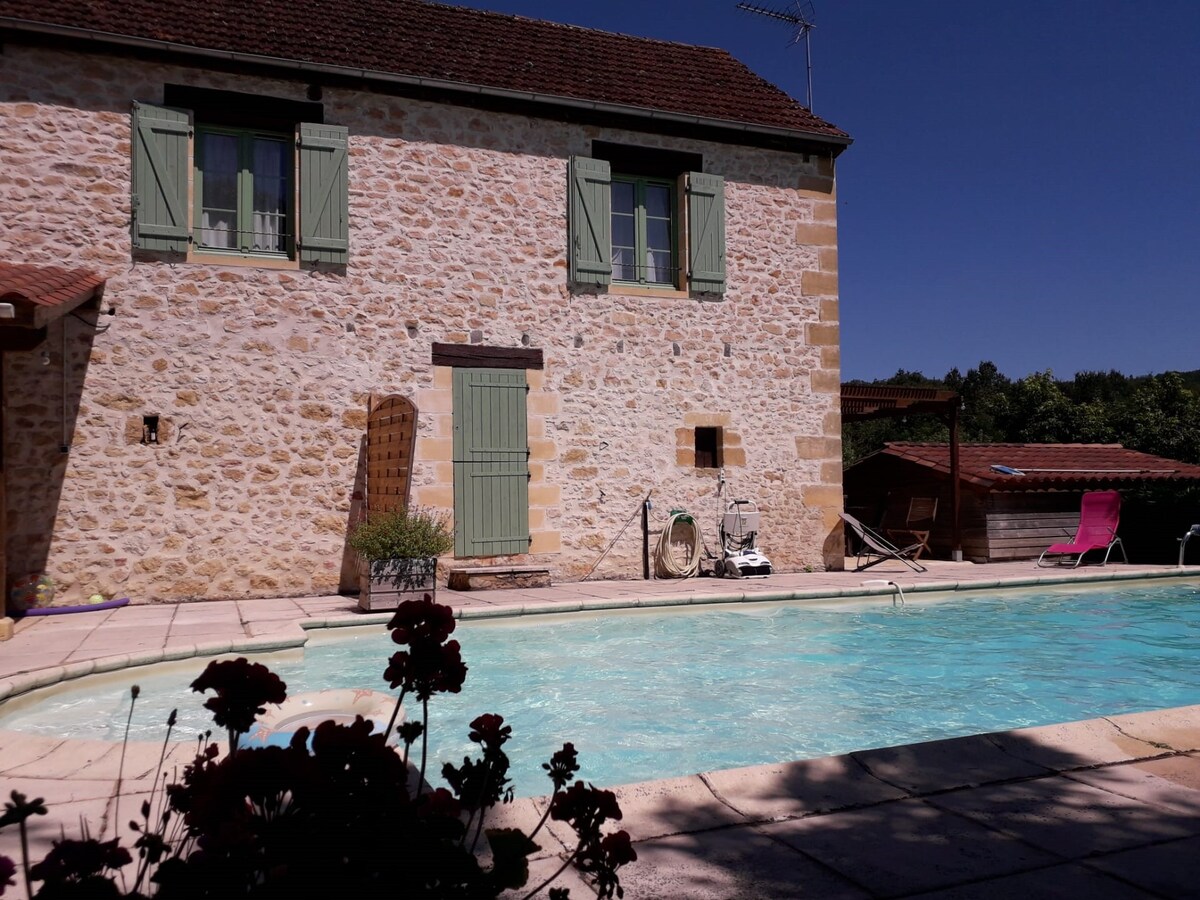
[695, 426, 723, 469]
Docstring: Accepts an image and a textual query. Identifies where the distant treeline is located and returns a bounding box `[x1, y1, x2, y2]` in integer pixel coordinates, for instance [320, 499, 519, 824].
[844, 363, 1200, 467]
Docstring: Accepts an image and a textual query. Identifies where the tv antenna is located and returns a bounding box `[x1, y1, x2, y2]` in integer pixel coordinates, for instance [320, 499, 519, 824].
[736, 1, 817, 110]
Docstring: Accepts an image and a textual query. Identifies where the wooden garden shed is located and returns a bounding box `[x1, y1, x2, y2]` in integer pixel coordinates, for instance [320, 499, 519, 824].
[844, 442, 1200, 563]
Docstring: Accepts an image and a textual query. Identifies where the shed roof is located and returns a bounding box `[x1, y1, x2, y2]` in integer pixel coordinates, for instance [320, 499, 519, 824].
[860, 442, 1200, 491]
[0, 261, 106, 329]
[0, 0, 848, 148]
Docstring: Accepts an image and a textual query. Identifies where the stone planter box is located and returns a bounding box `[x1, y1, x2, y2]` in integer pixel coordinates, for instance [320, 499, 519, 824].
[358, 557, 438, 612]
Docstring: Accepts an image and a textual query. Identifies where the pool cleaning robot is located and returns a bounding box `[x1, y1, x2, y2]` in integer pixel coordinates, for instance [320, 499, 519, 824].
[718, 498, 773, 578]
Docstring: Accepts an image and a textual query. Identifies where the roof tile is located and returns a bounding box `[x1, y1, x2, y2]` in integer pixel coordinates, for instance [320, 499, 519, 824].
[0, 261, 106, 308]
[877, 442, 1200, 490]
[0, 0, 848, 140]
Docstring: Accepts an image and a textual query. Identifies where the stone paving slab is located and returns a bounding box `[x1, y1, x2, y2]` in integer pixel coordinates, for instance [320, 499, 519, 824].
[1085, 834, 1200, 898]
[701, 754, 908, 820]
[985, 716, 1155, 769]
[1063, 754, 1200, 814]
[928, 775, 1200, 858]
[760, 797, 1060, 896]
[605, 774, 746, 841]
[1107, 705, 1200, 753]
[910, 863, 1162, 899]
[618, 827, 871, 899]
[851, 732, 1055, 794]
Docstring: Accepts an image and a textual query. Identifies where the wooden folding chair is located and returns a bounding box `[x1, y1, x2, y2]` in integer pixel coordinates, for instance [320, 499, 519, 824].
[885, 497, 937, 560]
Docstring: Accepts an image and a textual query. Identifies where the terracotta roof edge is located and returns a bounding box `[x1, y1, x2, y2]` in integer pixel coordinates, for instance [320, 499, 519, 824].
[422, 0, 738, 55]
[1, 15, 851, 148]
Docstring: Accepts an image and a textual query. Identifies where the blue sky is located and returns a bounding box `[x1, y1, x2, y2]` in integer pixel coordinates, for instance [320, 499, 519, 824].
[447, 0, 1199, 382]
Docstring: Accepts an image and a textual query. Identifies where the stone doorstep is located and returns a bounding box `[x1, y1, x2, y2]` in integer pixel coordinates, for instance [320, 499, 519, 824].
[447, 566, 552, 591]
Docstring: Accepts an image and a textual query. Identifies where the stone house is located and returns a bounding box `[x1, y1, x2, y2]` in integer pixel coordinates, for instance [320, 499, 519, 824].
[0, 0, 851, 619]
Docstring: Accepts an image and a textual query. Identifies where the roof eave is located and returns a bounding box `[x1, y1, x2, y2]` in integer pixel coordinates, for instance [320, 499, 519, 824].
[2, 17, 852, 154]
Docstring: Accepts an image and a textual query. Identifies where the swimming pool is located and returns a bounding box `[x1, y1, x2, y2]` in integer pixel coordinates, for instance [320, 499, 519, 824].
[4, 582, 1200, 797]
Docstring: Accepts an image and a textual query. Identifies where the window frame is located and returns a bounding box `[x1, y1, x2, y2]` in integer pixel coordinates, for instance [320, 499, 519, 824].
[132, 95, 348, 267]
[610, 174, 679, 288]
[193, 124, 295, 260]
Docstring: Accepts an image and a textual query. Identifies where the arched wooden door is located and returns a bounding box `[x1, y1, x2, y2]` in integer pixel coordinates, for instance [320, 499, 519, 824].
[365, 395, 417, 514]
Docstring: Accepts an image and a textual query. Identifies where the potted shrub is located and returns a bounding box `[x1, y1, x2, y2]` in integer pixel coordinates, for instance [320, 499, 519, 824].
[349, 506, 454, 611]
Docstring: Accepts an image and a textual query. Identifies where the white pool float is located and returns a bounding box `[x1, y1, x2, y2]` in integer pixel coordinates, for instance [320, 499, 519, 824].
[246, 689, 401, 747]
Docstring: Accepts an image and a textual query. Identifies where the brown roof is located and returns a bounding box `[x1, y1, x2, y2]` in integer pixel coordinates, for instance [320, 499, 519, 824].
[0, 0, 848, 145]
[871, 442, 1200, 491]
[0, 261, 106, 328]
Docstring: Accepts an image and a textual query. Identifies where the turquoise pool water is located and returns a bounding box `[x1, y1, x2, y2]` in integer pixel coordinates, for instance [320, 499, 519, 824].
[4, 582, 1200, 797]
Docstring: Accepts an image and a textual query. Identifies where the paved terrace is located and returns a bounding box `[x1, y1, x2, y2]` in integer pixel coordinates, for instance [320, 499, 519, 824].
[2, 559, 1200, 898]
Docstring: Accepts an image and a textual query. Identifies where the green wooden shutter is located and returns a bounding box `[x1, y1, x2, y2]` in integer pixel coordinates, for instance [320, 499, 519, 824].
[452, 368, 530, 557]
[131, 102, 191, 253]
[687, 172, 726, 294]
[568, 156, 612, 286]
[298, 123, 349, 265]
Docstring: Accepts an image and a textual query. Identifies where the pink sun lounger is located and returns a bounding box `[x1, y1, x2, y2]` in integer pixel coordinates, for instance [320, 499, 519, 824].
[1037, 490, 1127, 568]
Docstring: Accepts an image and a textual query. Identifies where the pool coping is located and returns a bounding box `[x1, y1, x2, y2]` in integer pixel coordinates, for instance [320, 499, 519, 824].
[3, 564, 1200, 898]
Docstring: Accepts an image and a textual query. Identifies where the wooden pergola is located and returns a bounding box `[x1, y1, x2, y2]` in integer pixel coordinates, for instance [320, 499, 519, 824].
[841, 384, 963, 560]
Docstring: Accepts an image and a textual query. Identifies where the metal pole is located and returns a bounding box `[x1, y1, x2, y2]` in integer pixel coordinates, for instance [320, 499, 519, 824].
[949, 402, 962, 561]
[642, 494, 651, 580]
[0, 350, 10, 640]
[805, 28, 814, 110]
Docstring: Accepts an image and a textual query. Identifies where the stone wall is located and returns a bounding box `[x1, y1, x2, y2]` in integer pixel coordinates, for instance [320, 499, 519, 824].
[0, 43, 842, 603]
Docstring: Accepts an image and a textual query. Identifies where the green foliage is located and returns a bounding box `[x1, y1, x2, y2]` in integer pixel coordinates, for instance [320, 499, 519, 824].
[349, 506, 454, 561]
[845, 363, 1200, 465]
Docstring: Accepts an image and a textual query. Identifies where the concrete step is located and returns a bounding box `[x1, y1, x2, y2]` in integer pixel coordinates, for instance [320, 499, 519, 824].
[447, 565, 551, 591]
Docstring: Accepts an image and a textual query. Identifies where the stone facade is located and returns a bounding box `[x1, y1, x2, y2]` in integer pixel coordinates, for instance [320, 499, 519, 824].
[0, 44, 843, 604]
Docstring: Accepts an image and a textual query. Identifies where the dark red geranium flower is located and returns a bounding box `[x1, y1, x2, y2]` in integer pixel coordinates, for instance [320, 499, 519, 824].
[384, 640, 467, 700]
[396, 720, 424, 746]
[468, 713, 511, 749]
[550, 782, 622, 828]
[191, 658, 287, 736]
[543, 742, 580, 791]
[29, 837, 132, 883]
[387, 594, 456, 645]
[417, 787, 462, 821]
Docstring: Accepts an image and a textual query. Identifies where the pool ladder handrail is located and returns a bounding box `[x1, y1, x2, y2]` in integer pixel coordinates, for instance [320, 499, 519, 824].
[1178, 524, 1200, 567]
[862, 579, 906, 606]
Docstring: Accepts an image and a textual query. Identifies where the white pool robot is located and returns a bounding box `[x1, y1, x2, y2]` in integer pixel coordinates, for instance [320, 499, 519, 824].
[718, 498, 773, 578]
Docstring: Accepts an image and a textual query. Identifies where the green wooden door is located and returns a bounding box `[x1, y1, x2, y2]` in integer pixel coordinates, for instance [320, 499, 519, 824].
[453, 368, 530, 557]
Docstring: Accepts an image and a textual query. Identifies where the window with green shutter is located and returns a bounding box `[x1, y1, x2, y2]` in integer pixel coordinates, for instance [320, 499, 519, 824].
[131, 88, 348, 265]
[131, 102, 190, 254]
[569, 144, 726, 294]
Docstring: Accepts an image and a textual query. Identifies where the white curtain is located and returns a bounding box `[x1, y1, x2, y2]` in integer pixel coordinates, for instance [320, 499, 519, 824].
[251, 140, 286, 253]
[199, 137, 238, 249]
[645, 249, 664, 285]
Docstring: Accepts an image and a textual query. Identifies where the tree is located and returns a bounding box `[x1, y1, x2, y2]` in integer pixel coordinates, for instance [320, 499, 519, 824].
[1114, 372, 1200, 463]
[842, 363, 1200, 466]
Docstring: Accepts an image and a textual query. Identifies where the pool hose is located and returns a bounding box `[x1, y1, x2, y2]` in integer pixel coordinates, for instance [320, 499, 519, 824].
[655, 511, 702, 578]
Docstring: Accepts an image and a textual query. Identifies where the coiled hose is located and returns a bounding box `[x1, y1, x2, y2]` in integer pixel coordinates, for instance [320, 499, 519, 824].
[655, 512, 702, 578]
